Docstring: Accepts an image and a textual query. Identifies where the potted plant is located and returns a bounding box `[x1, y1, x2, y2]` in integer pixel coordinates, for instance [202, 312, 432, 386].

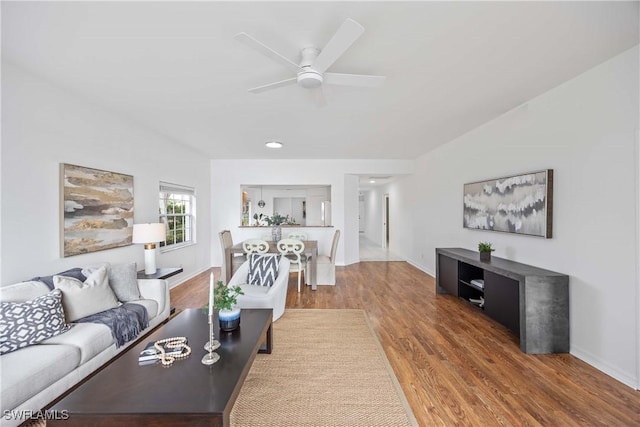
[264, 212, 290, 242]
[253, 213, 265, 226]
[214, 280, 244, 331]
[478, 242, 495, 262]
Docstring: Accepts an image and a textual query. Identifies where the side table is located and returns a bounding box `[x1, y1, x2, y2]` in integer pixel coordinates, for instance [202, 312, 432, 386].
[137, 267, 183, 315]
[136, 267, 183, 280]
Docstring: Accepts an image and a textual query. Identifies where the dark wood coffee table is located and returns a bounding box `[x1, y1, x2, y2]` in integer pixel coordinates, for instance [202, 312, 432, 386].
[48, 308, 273, 427]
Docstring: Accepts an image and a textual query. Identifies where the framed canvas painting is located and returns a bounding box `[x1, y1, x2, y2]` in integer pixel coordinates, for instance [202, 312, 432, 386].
[61, 163, 134, 256]
[463, 169, 553, 238]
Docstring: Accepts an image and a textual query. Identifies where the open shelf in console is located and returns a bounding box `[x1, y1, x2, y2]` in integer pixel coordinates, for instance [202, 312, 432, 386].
[457, 262, 484, 308]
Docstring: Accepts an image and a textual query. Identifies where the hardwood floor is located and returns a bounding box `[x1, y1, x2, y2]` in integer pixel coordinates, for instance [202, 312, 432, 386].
[171, 262, 639, 426]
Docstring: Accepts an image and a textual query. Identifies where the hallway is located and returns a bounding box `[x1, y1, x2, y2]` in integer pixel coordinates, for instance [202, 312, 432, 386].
[359, 234, 403, 261]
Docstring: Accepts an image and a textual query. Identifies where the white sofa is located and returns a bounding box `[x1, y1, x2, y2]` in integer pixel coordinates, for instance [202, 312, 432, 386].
[0, 273, 170, 427]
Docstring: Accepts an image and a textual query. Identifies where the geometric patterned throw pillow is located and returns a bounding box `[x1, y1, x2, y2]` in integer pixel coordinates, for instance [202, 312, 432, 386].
[0, 289, 72, 355]
[248, 253, 281, 287]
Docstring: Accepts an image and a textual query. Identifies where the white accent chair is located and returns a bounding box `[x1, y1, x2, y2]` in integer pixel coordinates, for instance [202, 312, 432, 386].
[219, 230, 244, 284]
[277, 239, 306, 293]
[227, 256, 290, 321]
[314, 229, 340, 285]
[242, 239, 269, 254]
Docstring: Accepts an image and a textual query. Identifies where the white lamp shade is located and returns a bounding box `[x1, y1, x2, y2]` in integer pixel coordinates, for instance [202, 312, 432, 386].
[132, 223, 166, 244]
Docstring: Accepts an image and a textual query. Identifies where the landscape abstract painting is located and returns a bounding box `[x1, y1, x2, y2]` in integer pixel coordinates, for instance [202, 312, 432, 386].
[463, 170, 553, 238]
[62, 164, 134, 256]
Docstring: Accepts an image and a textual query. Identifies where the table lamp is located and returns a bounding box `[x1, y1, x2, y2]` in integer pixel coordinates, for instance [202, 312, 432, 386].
[132, 223, 166, 275]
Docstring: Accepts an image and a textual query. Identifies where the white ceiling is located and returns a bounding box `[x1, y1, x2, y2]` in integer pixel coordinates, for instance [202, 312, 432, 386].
[2, 1, 638, 160]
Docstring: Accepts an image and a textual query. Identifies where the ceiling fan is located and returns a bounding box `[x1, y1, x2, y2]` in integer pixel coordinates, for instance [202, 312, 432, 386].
[234, 18, 386, 105]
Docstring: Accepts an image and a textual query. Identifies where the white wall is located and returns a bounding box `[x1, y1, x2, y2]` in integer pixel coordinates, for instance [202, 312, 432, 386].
[362, 188, 385, 245]
[1, 62, 212, 287]
[390, 47, 639, 388]
[210, 160, 414, 267]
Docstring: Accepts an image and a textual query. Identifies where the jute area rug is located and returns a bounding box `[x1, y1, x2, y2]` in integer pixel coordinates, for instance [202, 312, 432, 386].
[230, 309, 417, 427]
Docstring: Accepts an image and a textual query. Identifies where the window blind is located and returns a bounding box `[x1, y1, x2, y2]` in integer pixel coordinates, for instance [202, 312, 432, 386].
[159, 182, 195, 196]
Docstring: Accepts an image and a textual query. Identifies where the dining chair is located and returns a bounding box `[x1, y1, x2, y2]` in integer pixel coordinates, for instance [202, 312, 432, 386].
[219, 230, 244, 283]
[276, 238, 306, 293]
[287, 232, 309, 264]
[287, 232, 308, 240]
[242, 239, 269, 254]
[313, 229, 340, 285]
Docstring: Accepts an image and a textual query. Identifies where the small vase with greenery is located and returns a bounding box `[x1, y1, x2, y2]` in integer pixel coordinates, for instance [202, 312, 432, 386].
[204, 281, 244, 331]
[478, 242, 495, 262]
[264, 212, 290, 242]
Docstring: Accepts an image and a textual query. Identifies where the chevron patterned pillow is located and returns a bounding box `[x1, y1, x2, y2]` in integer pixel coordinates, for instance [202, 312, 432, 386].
[248, 254, 281, 287]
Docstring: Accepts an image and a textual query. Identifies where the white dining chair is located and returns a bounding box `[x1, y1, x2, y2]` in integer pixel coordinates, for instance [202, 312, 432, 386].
[287, 233, 309, 264]
[287, 232, 307, 241]
[313, 229, 340, 285]
[243, 239, 269, 254]
[277, 238, 306, 292]
[219, 230, 244, 283]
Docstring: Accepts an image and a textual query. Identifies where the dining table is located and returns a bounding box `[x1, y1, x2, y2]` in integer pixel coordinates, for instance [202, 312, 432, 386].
[225, 240, 319, 290]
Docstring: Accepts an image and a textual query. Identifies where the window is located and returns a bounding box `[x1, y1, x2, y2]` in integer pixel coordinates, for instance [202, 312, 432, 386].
[159, 182, 196, 250]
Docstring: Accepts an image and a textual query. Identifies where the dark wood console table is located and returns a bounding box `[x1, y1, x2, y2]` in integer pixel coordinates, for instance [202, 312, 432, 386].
[436, 248, 569, 354]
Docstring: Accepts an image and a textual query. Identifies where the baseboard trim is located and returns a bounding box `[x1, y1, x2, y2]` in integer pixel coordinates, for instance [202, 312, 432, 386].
[405, 259, 435, 278]
[168, 267, 209, 290]
[571, 345, 638, 390]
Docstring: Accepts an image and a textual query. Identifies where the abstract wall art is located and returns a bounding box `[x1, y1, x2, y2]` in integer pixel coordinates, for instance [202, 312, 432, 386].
[61, 164, 134, 256]
[463, 170, 553, 238]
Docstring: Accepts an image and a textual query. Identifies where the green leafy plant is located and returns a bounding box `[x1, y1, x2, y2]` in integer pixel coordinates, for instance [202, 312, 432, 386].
[264, 212, 290, 226]
[204, 281, 244, 312]
[478, 242, 495, 253]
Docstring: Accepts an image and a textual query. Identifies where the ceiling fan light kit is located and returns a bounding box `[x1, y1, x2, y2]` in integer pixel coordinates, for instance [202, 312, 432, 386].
[235, 18, 386, 104]
[297, 71, 323, 89]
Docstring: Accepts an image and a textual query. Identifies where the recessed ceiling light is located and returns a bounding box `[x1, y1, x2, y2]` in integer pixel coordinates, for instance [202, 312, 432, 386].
[369, 180, 376, 183]
[265, 141, 283, 148]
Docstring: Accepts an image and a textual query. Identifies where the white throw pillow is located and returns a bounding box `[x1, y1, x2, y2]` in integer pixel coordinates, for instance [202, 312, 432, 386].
[53, 266, 120, 322]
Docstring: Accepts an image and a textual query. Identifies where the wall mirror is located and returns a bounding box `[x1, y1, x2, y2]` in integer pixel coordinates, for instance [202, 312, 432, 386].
[240, 185, 331, 227]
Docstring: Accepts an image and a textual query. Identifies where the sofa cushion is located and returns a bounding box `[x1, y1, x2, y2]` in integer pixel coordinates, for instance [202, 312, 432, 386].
[0, 343, 81, 411]
[248, 254, 281, 287]
[108, 262, 141, 302]
[54, 266, 120, 322]
[41, 322, 114, 364]
[130, 299, 158, 319]
[32, 268, 87, 291]
[0, 280, 50, 303]
[0, 289, 72, 355]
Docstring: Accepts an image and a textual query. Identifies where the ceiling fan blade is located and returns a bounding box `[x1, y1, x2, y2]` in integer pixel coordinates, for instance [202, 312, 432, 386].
[248, 78, 297, 94]
[324, 73, 386, 87]
[234, 32, 302, 74]
[312, 18, 365, 74]
[309, 87, 327, 107]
